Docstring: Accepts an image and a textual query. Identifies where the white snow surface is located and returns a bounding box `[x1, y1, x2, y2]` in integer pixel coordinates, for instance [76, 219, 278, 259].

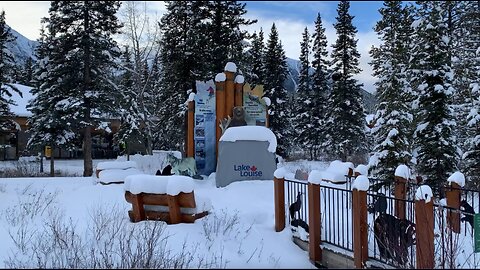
[307, 169, 323, 185]
[224, 62, 237, 72]
[97, 168, 143, 183]
[447, 171, 465, 187]
[319, 160, 354, 183]
[215, 72, 226, 82]
[262, 97, 271, 106]
[220, 126, 277, 153]
[96, 160, 137, 170]
[352, 175, 369, 191]
[415, 185, 433, 203]
[124, 174, 195, 196]
[274, 167, 288, 179]
[187, 92, 196, 102]
[394, 164, 411, 179]
[235, 74, 245, 83]
[354, 164, 368, 176]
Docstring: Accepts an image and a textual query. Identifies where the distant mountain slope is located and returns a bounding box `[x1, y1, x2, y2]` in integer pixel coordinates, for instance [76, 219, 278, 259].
[6, 25, 38, 65]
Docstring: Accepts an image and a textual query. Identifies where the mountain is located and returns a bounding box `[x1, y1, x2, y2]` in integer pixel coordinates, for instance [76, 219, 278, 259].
[6, 25, 38, 65]
[284, 57, 377, 114]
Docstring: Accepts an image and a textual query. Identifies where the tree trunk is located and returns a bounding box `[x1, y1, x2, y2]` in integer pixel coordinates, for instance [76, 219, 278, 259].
[82, 2, 93, 177]
[83, 126, 93, 176]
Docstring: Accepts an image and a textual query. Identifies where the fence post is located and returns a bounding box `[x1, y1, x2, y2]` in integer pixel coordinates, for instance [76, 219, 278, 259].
[352, 176, 369, 268]
[225, 70, 235, 120]
[274, 168, 286, 232]
[234, 75, 244, 107]
[308, 182, 322, 263]
[395, 176, 407, 220]
[186, 100, 195, 158]
[446, 182, 461, 233]
[415, 185, 434, 269]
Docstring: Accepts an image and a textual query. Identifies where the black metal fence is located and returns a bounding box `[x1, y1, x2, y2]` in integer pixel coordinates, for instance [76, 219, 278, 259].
[284, 178, 309, 239]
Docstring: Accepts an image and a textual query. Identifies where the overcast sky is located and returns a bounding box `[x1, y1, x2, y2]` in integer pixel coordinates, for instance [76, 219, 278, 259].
[0, 1, 384, 93]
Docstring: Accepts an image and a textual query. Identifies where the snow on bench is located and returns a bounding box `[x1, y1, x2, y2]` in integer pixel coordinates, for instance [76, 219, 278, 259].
[95, 161, 142, 185]
[124, 174, 211, 224]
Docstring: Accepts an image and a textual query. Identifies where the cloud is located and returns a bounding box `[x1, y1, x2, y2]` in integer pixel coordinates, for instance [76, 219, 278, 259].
[0, 1, 50, 41]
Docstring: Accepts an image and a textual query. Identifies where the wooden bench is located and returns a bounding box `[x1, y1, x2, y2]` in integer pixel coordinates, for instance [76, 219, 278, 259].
[125, 190, 209, 224]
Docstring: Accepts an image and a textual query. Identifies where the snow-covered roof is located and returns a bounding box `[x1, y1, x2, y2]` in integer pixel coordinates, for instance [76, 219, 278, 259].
[6, 83, 34, 117]
[124, 174, 195, 196]
[220, 126, 277, 152]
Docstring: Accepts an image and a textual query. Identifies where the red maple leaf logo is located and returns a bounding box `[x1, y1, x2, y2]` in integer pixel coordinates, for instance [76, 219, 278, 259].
[251, 166, 257, 172]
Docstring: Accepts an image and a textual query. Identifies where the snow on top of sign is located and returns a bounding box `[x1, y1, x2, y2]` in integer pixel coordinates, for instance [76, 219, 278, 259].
[235, 75, 244, 84]
[262, 97, 271, 106]
[220, 126, 277, 152]
[415, 185, 433, 203]
[97, 161, 137, 170]
[394, 164, 411, 179]
[354, 164, 368, 176]
[308, 170, 323, 185]
[447, 171, 465, 187]
[274, 167, 288, 179]
[352, 175, 370, 191]
[124, 174, 194, 195]
[224, 62, 237, 72]
[215, 73, 226, 82]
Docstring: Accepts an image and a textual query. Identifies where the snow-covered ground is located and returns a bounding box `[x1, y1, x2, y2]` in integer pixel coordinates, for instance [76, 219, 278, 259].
[0, 158, 318, 269]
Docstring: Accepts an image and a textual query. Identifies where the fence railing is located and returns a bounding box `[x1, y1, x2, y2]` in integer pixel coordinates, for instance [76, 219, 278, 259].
[274, 168, 480, 269]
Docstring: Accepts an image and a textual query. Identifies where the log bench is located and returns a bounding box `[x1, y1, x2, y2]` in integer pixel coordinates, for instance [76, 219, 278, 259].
[124, 174, 210, 224]
[125, 191, 209, 224]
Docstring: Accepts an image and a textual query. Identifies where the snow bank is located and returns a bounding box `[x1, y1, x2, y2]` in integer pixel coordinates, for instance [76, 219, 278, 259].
[447, 171, 465, 187]
[415, 185, 433, 203]
[352, 175, 369, 191]
[224, 62, 237, 72]
[319, 160, 354, 183]
[220, 126, 277, 153]
[354, 164, 368, 176]
[394, 164, 411, 179]
[98, 168, 143, 184]
[124, 174, 195, 196]
[308, 170, 323, 185]
[116, 150, 182, 175]
[96, 161, 137, 170]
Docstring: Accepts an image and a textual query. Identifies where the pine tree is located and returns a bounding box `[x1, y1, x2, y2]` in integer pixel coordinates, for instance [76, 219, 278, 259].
[205, 1, 256, 76]
[0, 10, 22, 132]
[247, 28, 265, 86]
[324, 0, 366, 163]
[264, 23, 291, 158]
[41, 1, 123, 176]
[410, 1, 459, 193]
[19, 57, 34, 86]
[310, 13, 330, 159]
[294, 27, 314, 159]
[369, 1, 414, 181]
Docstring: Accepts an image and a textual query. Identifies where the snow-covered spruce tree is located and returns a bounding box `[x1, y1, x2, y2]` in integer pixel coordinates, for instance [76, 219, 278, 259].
[324, 0, 367, 163]
[246, 28, 265, 86]
[293, 27, 315, 159]
[156, 1, 210, 152]
[457, 1, 480, 188]
[205, 1, 256, 77]
[27, 23, 76, 176]
[264, 23, 292, 158]
[0, 10, 22, 132]
[41, 1, 123, 177]
[368, 1, 414, 181]
[410, 1, 459, 193]
[310, 13, 330, 160]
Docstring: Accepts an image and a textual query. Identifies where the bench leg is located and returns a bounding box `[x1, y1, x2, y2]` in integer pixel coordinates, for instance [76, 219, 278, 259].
[132, 194, 145, 222]
[168, 195, 181, 224]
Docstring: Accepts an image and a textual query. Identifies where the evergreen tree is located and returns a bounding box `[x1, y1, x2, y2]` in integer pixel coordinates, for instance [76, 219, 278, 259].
[264, 23, 291, 158]
[27, 23, 75, 176]
[41, 1, 123, 176]
[410, 1, 459, 193]
[369, 1, 414, 181]
[324, 0, 366, 163]
[310, 13, 330, 159]
[19, 57, 34, 86]
[294, 27, 314, 158]
[0, 10, 22, 132]
[247, 28, 265, 86]
[206, 1, 256, 76]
